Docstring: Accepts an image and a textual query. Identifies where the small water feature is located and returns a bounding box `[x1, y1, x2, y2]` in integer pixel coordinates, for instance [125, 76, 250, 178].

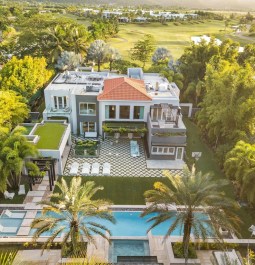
[109, 240, 150, 263]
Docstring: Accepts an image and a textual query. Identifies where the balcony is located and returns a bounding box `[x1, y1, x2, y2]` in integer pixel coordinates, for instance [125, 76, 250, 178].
[43, 107, 72, 116]
[147, 115, 186, 146]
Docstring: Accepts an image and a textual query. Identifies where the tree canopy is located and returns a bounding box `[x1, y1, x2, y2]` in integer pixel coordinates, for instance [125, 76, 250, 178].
[0, 56, 53, 99]
[0, 91, 29, 130]
[131, 34, 155, 68]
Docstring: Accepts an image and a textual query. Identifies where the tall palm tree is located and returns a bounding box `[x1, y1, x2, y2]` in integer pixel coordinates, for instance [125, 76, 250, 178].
[0, 126, 38, 191]
[66, 25, 91, 56]
[31, 177, 115, 257]
[142, 166, 240, 263]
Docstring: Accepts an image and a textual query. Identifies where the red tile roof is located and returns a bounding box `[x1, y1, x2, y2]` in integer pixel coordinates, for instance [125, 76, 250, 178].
[97, 77, 152, 101]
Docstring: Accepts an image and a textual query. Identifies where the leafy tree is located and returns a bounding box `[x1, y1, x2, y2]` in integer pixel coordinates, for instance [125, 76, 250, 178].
[130, 34, 155, 68]
[142, 167, 240, 263]
[197, 59, 255, 150]
[224, 141, 255, 205]
[55, 51, 82, 71]
[87, 40, 109, 72]
[0, 91, 29, 130]
[0, 127, 38, 191]
[152, 47, 172, 65]
[111, 59, 139, 74]
[179, 38, 240, 104]
[238, 44, 255, 66]
[31, 177, 115, 256]
[106, 47, 121, 71]
[0, 56, 53, 99]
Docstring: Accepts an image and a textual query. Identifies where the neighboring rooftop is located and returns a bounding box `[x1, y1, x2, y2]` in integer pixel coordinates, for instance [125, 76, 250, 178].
[98, 77, 152, 101]
[34, 123, 66, 150]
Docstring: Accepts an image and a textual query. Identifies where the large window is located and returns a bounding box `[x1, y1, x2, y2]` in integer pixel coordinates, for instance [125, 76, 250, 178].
[119, 106, 130, 119]
[133, 106, 144, 120]
[80, 103, 96, 115]
[151, 146, 175, 155]
[81, 122, 96, 132]
[54, 96, 67, 109]
[105, 105, 116, 119]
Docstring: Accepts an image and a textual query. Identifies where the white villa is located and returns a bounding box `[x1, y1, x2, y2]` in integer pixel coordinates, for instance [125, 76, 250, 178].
[43, 68, 186, 162]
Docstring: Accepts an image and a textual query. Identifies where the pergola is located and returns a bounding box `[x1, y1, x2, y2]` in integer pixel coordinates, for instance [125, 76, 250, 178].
[27, 158, 56, 191]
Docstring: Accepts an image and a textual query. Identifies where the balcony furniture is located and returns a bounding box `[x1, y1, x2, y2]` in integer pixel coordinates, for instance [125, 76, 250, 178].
[130, 141, 140, 157]
[102, 162, 111, 176]
[81, 162, 91, 176]
[18, 184, 26, 195]
[4, 209, 25, 218]
[4, 191, 15, 200]
[128, 133, 133, 139]
[69, 162, 79, 175]
[0, 224, 18, 233]
[91, 162, 100, 175]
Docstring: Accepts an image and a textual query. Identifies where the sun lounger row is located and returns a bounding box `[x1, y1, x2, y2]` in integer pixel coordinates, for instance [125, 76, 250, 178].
[69, 162, 111, 176]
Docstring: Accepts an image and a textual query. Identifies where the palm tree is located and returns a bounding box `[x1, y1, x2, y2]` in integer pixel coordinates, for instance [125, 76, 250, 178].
[31, 177, 115, 257]
[224, 140, 255, 205]
[141, 166, 240, 263]
[0, 126, 38, 191]
[66, 25, 91, 56]
[45, 25, 68, 63]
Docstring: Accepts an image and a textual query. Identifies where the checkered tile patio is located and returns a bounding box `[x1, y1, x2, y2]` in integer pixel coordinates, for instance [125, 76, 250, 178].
[63, 136, 183, 178]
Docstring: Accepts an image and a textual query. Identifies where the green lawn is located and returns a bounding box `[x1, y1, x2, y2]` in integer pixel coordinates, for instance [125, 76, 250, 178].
[184, 117, 255, 238]
[108, 20, 227, 60]
[56, 176, 169, 205]
[35, 123, 66, 150]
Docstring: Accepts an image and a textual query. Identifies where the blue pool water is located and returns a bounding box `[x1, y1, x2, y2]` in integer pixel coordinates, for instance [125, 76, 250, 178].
[109, 240, 150, 263]
[29, 211, 211, 237]
[0, 210, 212, 237]
[0, 211, 27, 237]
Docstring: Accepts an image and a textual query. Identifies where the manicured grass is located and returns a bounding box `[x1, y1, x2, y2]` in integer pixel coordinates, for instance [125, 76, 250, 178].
[56, 176, 169, 205]
[35, 123, 66, 150]
[184, 117, 255, 238]
[108, 20, 227, 60]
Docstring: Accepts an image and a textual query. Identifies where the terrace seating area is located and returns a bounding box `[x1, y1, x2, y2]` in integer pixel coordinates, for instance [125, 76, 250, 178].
[64, 136, 184, 177]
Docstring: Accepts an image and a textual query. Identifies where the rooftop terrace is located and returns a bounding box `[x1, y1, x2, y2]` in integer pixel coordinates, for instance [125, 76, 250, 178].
[34, 123, 66, 150]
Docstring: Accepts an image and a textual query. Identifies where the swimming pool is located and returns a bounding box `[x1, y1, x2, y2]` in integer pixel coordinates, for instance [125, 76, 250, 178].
[0, 210, 212, 237]
[29, 211, 211, 237]
[109, 240, 150, 263]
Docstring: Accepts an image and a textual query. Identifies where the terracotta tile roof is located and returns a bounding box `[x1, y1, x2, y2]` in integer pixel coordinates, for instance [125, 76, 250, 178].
[97, 77, 152, 101]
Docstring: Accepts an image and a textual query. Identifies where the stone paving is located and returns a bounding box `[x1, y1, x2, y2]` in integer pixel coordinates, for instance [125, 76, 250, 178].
[63, 136, 184, 178]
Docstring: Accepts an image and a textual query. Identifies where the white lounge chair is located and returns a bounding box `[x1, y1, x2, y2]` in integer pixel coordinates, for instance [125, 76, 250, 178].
[4, 191, 15, 200]
[18, 184, 25, 195]
[69, 162, 79, 175]
[0, 224, 18, 233]
[102, 162, 111, 176]
[91, 162, 100, 175]
[4, 209, 25, 219]
[249, 225, 255, 237]
[81, 162, 91, 176]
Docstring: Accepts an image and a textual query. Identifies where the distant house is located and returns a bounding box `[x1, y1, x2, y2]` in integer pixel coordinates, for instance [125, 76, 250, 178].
[118, 17, 129, 23]
[102, 10, 123, 18]
[191, 35, 244, 53]
[134, 17, 147, 22]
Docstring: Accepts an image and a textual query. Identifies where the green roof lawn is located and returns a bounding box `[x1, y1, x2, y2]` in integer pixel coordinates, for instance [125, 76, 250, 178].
[35, 123, 66, 150]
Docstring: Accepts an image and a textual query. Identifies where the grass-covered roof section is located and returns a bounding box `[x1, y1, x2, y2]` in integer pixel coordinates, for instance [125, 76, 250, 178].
[35, 123, 66, 150]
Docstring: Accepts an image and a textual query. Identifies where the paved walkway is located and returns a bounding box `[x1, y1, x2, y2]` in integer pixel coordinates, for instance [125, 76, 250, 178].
[64, 137, 184, 177]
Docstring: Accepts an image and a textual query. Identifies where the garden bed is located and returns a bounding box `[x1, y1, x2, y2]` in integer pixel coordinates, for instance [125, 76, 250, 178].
[74, 139, 100, 158]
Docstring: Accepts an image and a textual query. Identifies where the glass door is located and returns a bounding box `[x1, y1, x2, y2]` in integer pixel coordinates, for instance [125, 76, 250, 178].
[176, 147, 184, 160]
[80, 122, 97, 137]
